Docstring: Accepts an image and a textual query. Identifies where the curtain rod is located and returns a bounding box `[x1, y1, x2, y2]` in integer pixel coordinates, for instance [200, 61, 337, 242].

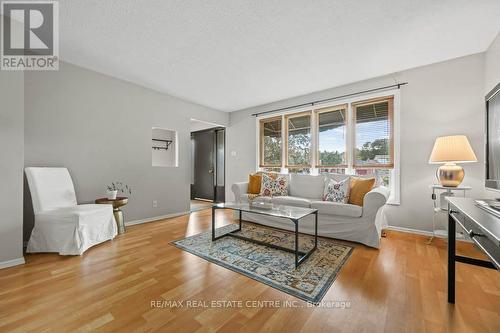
[251, 82, 408, 117]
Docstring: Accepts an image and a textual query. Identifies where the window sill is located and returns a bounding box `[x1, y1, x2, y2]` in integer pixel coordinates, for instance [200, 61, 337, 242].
[386, 194, 400, 206]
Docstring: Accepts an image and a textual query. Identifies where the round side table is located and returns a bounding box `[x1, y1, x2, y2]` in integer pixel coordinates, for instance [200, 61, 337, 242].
[95, 197, 128, 234]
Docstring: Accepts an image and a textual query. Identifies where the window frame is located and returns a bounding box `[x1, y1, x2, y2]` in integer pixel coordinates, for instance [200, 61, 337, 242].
[352, 96, 394, 169]
[255, 90, 400, 205]
[284, 111, 313, 168]
[259, 115, 283, 168]
[315, 103, 349, 168]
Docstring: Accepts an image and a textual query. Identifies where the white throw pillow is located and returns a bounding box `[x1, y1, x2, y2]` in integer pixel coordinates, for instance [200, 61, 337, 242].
[323, 178, 350, 203]
[260, 173, 289, 197]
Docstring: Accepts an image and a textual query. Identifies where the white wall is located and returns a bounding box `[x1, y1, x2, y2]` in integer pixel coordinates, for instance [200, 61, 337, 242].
[227, 53, 487, 232]
[0, 69, 25, 268]
[485, 32, 500, 94]
[24, 62, 228, 239]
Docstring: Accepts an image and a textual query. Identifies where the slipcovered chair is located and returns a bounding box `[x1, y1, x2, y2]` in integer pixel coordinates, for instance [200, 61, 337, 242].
[25, 167, 117, 255]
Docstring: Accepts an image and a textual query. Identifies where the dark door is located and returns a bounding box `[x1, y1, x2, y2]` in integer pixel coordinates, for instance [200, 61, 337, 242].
[215, 129, 225, 202]
[193, 130, 215, 200]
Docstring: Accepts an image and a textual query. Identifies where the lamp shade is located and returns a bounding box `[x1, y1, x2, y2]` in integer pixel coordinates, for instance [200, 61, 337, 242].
[428, 135, 477, 164]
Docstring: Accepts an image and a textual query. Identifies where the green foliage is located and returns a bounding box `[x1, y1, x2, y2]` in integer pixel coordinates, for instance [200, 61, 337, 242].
[357, 138, 388, 161]
[319, 150, 344, 166]
[265, 131, 389, 168]
[263, 136, 281, 165]
[106, 182, 132, 195]
[287, 133, 310, 165]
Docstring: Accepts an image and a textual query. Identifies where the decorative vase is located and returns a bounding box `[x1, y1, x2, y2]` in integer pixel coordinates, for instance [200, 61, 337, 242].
[437, 162, 464, 187]
[106, 190, 118, 200]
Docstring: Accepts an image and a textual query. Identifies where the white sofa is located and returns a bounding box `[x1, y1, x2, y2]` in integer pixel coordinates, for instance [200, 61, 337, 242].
[231, 173, 390, 248]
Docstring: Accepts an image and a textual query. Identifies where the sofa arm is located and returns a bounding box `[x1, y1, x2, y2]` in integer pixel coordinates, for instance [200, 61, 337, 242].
[231, 182, 249, 202]
[362, 186, 390, 218]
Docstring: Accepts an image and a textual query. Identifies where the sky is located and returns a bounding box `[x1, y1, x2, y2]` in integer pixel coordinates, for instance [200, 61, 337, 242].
[319, 120, 388, 152]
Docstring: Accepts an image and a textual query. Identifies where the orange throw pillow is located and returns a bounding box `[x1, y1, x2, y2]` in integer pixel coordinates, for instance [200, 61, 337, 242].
[247, 174, 262, 194]
[348, 177, 375, 206]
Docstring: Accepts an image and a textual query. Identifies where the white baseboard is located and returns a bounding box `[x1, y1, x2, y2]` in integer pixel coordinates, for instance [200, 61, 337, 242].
[0, 257, 25, 270]
[386, 225, 471, 242]
[125, 211, 190, 227]
[386, 225, 434, 237]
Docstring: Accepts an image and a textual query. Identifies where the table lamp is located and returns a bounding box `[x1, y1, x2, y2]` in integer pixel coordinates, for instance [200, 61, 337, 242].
[429, 135, 477, 187]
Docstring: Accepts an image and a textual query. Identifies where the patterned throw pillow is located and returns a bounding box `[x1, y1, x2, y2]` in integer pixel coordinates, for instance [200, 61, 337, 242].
[259, 173, 289, 197]
[323, 178, 350, 203]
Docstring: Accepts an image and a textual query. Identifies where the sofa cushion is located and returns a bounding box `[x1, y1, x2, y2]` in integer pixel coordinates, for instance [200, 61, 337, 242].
[289, 174, 324, 199]
[324, 173, 350, 183]
[311, 201, 362, 217]
[272, 196, 312, 208]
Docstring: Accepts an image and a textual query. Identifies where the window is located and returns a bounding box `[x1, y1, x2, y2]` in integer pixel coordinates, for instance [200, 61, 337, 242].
[259, 117, 282, 167]
[261, 167, 281, 173]
[353, 97, 393, 168]
[316, 105, 347, 168]
[287, 167, 311, 174]
[319, 167, 346, 175]
[286, 112, 311, 168]
[256, 93, 398, 203]
[355, 168, 391, 187]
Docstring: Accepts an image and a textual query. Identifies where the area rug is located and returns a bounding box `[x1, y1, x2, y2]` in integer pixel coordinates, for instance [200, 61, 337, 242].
[171, 222, 353, 304]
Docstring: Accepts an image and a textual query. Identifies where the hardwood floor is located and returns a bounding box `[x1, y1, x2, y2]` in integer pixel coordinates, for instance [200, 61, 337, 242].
[190, 200, 212, 212]
[0, 209, 499, 333]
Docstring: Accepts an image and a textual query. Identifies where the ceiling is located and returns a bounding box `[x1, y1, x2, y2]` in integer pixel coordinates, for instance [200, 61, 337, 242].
[59, 0, 500, 112]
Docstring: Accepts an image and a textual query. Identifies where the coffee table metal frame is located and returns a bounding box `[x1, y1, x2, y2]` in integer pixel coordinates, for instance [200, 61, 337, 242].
[211, 204, 318, 268]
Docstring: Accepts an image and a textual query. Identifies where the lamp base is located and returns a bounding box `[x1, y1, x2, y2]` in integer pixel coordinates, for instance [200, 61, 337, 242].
[437, 163, 464, 187]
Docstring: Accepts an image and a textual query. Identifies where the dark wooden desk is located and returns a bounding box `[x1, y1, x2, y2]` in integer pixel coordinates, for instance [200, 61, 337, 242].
[446, 197, 500, 303]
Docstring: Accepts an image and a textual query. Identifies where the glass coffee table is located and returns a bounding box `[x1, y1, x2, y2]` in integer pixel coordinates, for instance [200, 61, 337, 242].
[212, 202, 318, 268]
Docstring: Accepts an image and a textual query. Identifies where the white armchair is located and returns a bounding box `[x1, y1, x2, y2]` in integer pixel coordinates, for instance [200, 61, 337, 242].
[25, 167, 117, 255]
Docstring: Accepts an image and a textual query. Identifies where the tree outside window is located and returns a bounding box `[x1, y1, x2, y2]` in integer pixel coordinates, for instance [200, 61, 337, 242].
[286, 113, 311, 166]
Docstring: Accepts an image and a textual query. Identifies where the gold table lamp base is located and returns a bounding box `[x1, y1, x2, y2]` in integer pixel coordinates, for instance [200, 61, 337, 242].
[437, 162, 464, 187]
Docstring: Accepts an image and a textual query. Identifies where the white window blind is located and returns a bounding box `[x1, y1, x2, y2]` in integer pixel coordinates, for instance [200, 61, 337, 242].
[317, 105, 347, 167]
[353, 97, 394, 168]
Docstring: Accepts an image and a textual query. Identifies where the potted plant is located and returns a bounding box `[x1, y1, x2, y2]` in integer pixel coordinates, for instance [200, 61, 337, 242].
[106, 182, 132, 200]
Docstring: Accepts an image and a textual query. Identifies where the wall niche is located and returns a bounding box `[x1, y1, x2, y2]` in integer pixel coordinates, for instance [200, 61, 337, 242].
[152, 127, 178, 167]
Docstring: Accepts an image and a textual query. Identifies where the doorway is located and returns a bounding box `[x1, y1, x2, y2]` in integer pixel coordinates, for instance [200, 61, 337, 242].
[190, 120, 225, 212]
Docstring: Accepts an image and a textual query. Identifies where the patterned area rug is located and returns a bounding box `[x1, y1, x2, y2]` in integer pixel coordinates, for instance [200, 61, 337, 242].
[172, 222, 354, 303]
